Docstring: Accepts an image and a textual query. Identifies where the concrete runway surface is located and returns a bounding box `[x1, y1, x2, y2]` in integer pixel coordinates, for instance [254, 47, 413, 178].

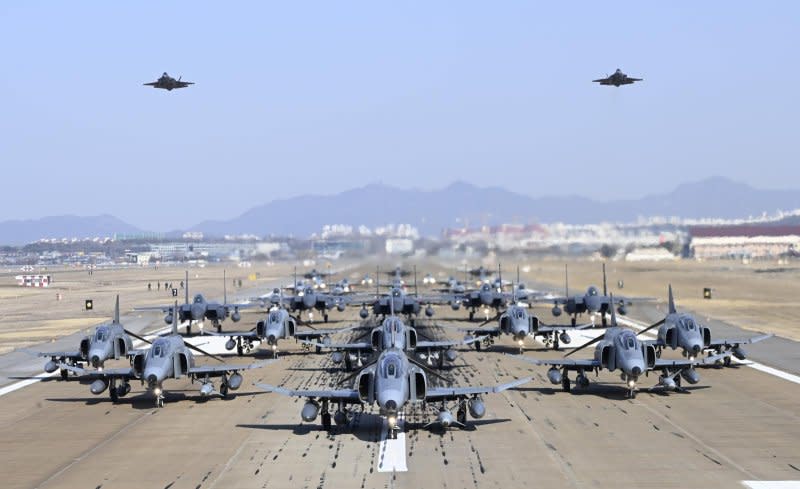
[0, 262, 798, 489]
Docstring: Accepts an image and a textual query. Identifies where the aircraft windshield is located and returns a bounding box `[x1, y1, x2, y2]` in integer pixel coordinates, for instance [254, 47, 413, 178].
[151, 342, 166, 358]
[619, 334, 636, 350]
[481, 284, 491, 292]
[383, 356, 401, 378]
[588, 287, 599, 296]
[392, 289, 401, 297]
[386, 318, 401, 333]
[512, 308, 526, 320]
[269, 311, 281, 323]
[193, 295, 204, 304]
[681, 318, 697, 331]
[94, 327, 108, 342]
[304, 287, 314, 295]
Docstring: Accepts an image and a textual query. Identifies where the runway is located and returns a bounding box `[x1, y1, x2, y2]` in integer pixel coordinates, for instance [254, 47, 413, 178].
[1, 263, 799, 488]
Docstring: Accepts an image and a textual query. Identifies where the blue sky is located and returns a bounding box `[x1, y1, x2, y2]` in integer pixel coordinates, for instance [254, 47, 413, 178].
[1, 2, 798, 230]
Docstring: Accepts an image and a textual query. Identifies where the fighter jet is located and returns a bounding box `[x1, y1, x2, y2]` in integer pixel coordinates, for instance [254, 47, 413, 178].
[216, 307, 356, 357]
[38, 295, 134, 379]
[639, 285, 772, 366]
[256, 345, 530, 436]
[592, 68, 642, 87]
[544, 264, 651, 326]
[279, 283, 351, 323]
[515, 303, 725, 398]
[458, 303, 592, 353]
[135, 270, 251, 334]
[59, 302, 268, 407]
[306, 314, 482, 370]
[143, 72, 194, 91]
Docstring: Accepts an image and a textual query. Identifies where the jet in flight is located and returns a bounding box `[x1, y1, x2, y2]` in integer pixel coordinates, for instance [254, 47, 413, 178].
[143, 72, 194, 91]
[592, 68, 642, 87]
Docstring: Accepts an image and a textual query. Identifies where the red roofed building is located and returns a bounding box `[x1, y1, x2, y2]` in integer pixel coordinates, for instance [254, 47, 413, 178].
[689, 225, 800, 259]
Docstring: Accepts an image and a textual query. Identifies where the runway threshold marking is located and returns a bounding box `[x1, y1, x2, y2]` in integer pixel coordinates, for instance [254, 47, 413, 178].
[377, 414, 408, 473]
[742, 482, 800, 488]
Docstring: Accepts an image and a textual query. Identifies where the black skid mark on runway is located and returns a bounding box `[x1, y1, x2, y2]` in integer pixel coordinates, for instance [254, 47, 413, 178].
[544, 417, 556, 430]
[194, 470, 213, 489]
[671, 432, 685, 439]
[698, 450, 723, 466]
[789, 463, 800, 472]
[652, 423, 660, 431]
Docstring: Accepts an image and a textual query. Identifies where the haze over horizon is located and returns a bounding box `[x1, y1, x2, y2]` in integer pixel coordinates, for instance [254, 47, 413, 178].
[2, 2, 798, 231]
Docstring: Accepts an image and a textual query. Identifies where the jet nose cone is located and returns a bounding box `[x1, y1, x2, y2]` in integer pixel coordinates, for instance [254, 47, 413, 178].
[384, 400, 397, 412]
[691, 344, 702, 354]
[631, 366, 642, 377]
[267, 335, 277, 345]
[91, 356, 101, 368]
[146, 374, 158, 386]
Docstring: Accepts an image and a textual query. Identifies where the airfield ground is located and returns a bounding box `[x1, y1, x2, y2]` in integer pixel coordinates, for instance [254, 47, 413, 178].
[0, 260, 798, 488]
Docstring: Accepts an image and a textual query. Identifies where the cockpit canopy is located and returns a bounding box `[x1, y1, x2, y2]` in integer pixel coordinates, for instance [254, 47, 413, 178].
[303, 287, 314, 295]
[193, 294, 205, 304]
[481, 283, 491, 292]
[511, 307, 527, 320]
[618, 333, 637, 350]
[679, 316, 698, 331]
[587, 286, 599, 296]
[150, 340, 168, 358]
[391, 288, 402, 297]
[268, 311, 282, 323]
[384, 317, 403, 333]
[381, 353, 402, 378]
[94, 326, 109, 342]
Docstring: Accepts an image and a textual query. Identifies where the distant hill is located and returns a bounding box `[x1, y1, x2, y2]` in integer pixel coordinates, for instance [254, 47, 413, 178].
[1, 177, 798, 244]
[189, 177, 800, 237]
[0, 215, 142, 245]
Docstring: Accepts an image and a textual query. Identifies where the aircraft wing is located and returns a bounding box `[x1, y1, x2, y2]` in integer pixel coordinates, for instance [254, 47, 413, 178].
[38, 351, 83, 359]
[254, 383, 360, 401]
[134, 305, 171, 312]
[58, 363, 137, 379]
[708, 333, 773, 349]
[425, 376, 531, 401]
[536, 322, 594, 333]
[294, 323, 360, 339]
[300, 340, 372, 350]
[417, 335, 485, 348]
[654, 353, 729, 368]
[207, 330, 259, 339]
[457, 326, 501, 337]
[512, 355, 601, 369]
[188, 360, 271, 375]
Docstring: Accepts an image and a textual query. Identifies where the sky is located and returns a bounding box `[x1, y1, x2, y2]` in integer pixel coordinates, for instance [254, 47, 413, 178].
[1, 2, 798, 231]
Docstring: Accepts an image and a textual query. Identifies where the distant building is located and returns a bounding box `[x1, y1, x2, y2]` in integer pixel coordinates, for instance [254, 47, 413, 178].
[625, 247, 678, 262]
[16, 274, 51, 287]
[385, 238, 414, 255]
[689, 225, 800, 259]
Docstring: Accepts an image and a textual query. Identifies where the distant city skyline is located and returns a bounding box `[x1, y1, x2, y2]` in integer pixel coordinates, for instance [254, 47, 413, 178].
[2, 3, 798, 231]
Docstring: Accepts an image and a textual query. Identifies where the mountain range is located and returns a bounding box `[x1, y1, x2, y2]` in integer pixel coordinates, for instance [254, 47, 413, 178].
[2, 177, 799, 244]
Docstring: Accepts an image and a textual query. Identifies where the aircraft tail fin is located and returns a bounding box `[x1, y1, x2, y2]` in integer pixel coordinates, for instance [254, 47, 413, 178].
[172, 300, 179, 335]
[609, 293, 618, 326]
[602, 263, 608, 296]
[565, 264, 569, 297]
[224, 269, 228, 304]
[414, 265, 418, 297]
[113, 294, 120, 324]
[185, 270, 189, 305]
[668, 284, 676, 314]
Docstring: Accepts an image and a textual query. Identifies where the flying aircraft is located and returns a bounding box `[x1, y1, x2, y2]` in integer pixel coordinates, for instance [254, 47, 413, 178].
[38, 295, 133, 379]
[216, 307, 356, 357]
[459, 303, 592, 352]
[256, 346, 530, 436]
[143, 72, 194, 91]
[592, 68, 642, 87]
[639, 285, 772, 366]
[544, 264, 651, 326]
[306, 314, 482, 370]
[515, 304, 725, 398]
[135, 270, 251, 334]
[59, 302, 268, 407]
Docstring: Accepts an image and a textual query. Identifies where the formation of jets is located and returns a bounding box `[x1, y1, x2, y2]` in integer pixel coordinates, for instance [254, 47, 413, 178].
[36, 263, 769, 440]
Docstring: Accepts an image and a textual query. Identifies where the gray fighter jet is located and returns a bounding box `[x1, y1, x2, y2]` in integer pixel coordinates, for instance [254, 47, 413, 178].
[306, 314, 482, 370]
[143, 72, 194, 91]
[639, 285, 772, 366]
[38, 295, 134, 379]
[59, 302, 268, 407]
[516, 303, 724, 398]
[135, 270, 251, 334]
[592, 68, 642, 87]
[544, 263, 651, 326]
[459, 303, 592, 353]
[256, 345, 530, 436]
[216, 307, 357, 357]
